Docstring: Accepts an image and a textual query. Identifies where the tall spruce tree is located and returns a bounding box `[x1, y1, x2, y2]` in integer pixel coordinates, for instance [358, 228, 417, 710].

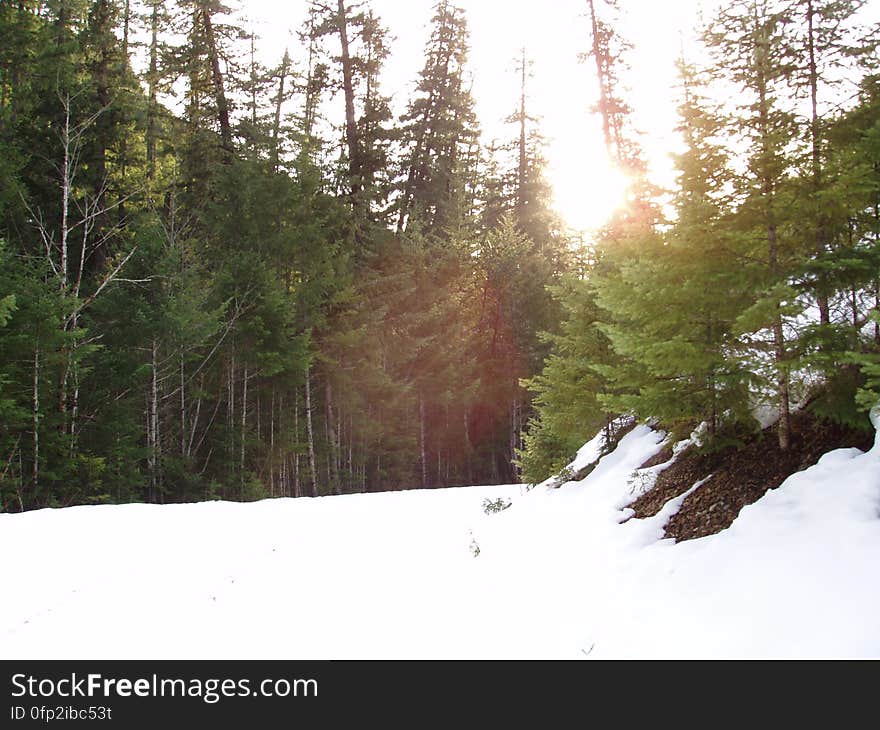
[396, 0, 479, 238]
[595, 62, 754, 443]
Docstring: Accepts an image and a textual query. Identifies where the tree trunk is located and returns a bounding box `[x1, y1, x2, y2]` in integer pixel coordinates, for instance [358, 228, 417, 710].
[586, 0, 614, 161]
[180, 355, 186, 458]
[875, 202, 880, 346]
[149, 337, 160, 502]
[806, 0, 830, 328]
[517, 47, 528, 223]
[773, 316, 791, 451]
[122, 0, 131, 59]
[240, 365, 248, 494]
[347, 411, 353, 494]
[248, 33, 258, 161]
[32, 342, 39, 494]
[147, 1, 159, 180]
[755, 17, 791, 452]
[336, 0, 361, 203]
[269, 385, 276, 496]
[510, 398, 521, 481]
[294, 393, 301, 498]
[464, 406, 472, 485]
[419, 391, 427, 489]
[325, 380, 339, 494]
[303, 10, 319, 144]
[228, 349, 235, 474]
[60, 95, 71, 291]
[271, 50, 290, 172]
[305, 363, 318, 496]
[203, 7, 233, 158]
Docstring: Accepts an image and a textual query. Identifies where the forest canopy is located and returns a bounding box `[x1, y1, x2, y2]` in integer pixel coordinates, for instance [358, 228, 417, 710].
[0, 0, 878, 511]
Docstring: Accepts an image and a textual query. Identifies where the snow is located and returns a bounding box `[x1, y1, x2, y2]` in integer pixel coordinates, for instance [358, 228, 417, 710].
[2, 422, 879, 659]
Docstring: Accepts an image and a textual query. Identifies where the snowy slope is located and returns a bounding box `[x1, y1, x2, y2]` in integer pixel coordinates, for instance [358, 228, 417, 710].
[2, 423, 879, 659]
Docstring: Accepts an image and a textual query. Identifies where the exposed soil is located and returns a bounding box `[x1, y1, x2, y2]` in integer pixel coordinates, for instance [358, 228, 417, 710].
[630, 411, 874, 542]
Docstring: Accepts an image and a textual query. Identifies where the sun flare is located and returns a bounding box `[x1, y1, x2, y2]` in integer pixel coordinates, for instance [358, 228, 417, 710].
[551, 160, 631, 232]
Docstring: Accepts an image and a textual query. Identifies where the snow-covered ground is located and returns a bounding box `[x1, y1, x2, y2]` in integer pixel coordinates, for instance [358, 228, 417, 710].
[2, 423, 879, 659]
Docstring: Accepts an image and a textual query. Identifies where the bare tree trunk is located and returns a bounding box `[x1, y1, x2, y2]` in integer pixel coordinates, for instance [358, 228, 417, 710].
[336, 0, 361, 203]
[147, 1, 159, 180]
[325, 381, 340, 494]
[517, 47, 528, 223]
[187, 375, 203, 459]
[270, 386, 276, 497]
[305, 363, 317, 496]
[875, 282, 880, 347]
[248, 33, 259, 161]
[806, 0, 830, 328]
[227, 348, 235, 479]
[875, 203, 880, 346]
[56, 97, 73, 437]
[510, 398, 521, 481]
[464, 407, 472, 485]
[769, 223, 791, 452]
[419, 392, 427, 489]
[773, 317, 791, 451]
[70, 358, 79, 458]
[203, 7, 233, 158]
[271, 50, 290, 172]
[294, 394, 300, 498]
[180, 355, 186, 458]
[32, 342, 39, 494]
[586, 0, 614, 161]
[149, 337, 160, 502]
[241, 365, 248, 494]
[122, 0, 131, 58]
[303, 9, 318, 144]
[60, 95, 71, 292]
[755, 18, 791, 452]
[347, 412, 353, 494]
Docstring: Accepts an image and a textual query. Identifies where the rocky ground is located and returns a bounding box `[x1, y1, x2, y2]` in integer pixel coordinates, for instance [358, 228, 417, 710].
[630, 411, 874, 541]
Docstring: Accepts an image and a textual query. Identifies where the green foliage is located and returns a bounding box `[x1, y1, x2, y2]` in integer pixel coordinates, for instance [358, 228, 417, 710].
[2, 0, 878, 513]
[518, 272, 612, 484]
[482, 497, 512, 514]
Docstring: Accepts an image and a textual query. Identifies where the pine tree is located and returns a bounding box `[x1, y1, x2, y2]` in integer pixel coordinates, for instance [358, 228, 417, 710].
[396, 0, 479, 238]
[595, 62, 754, 443]
[706, 0, 802, 451]
[520, 1, 648, 480]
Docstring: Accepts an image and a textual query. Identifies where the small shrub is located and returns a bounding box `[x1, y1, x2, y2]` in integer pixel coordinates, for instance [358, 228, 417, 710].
[482, 497, 512, 514]
[469, 532, 481, 557]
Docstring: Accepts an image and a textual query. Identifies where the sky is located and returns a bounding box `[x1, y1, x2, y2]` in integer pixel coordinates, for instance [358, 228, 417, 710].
[240, 0, 720, 231]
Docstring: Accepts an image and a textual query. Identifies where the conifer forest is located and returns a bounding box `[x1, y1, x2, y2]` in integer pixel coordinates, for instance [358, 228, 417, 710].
[0, 0, 878, 511]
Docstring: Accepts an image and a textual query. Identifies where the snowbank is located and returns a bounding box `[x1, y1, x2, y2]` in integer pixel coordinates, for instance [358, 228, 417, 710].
[1, 422, 878, 659]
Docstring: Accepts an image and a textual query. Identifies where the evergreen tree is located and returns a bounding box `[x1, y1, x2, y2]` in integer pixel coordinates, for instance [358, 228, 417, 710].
[396, 0, 479, 238]
[595, 62, 754, 443]
[705, 0, 802, 451]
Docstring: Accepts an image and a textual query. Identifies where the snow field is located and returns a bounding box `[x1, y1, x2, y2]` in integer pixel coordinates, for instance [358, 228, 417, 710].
[2, 423, 878, 658]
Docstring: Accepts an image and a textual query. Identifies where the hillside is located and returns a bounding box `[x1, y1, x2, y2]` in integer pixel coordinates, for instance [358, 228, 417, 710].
[3, 420, 878, 659]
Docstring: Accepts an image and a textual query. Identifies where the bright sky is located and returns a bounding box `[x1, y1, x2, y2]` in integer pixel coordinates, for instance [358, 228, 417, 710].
[241, 0, 719, 231]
